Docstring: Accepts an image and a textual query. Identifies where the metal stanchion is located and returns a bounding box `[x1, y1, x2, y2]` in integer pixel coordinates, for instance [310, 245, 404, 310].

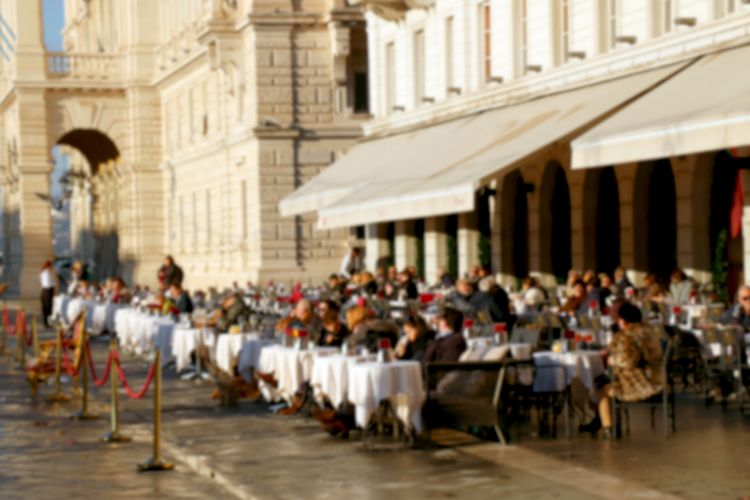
[31, 315, 40, 359]
[138, 350, 173, 472]
[71, 306, 97, 420]
[48, 327, 71, 403]
[102, 339, 131, 443]
[0, 305, 7, 355]
[15, 309, 26, 369]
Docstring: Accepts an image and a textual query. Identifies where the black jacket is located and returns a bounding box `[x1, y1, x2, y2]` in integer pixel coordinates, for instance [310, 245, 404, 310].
[421, 332, 466, 363]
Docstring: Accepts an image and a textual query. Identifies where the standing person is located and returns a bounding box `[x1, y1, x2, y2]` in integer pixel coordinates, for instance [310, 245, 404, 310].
[40, 261, 56, 327]
[158, 255, 184, 290]
[339, 247, 363, 279]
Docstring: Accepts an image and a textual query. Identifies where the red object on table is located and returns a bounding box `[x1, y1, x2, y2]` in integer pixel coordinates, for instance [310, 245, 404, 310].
[463, 319, 474, 329]
[564, 329, 575, 339]
[672, 306, 682, 315]
[378, 338, 391, 350]
[493, 323, 507, 333]
[419, 293, 436, 304]
[589, 300, 599, 310]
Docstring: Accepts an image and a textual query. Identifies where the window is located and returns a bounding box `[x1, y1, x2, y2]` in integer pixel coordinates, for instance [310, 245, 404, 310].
[561, 0, 570, 63]
[520, 0, 529, 72]
[353, 72, 369, 113]
[662, 0, 672, 34]
[445, 16, 455, 89]
[385, 42, 396, 113]
[726, 0, 736, 15]
[609, 0, 619, 49]
[479, 2, 492, 82]
[413, 30, 425, 105]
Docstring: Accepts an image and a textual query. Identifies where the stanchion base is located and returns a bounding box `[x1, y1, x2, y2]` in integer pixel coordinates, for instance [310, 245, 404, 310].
[47, 393, 72, 403]
[137, 458, 174, 472]
[101, 431, 132, 443]
[70, 410, 98, 421]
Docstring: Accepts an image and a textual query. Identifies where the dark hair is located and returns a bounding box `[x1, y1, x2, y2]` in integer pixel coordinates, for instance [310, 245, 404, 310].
[618, 302, 642, 324]
[404, 315, 428, 334]
[320, 299, 340, 313]
[328, 274, 340, 281]
[440, 307, 464, 334]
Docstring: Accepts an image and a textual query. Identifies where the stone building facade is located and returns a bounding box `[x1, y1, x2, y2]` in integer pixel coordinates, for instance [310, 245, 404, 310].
[0, 0, 368, 297]
[286, 0, 750, 297]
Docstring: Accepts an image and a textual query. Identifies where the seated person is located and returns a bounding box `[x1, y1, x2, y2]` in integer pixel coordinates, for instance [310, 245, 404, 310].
[516, 276, 546, 313]
[195, 292, 251, 332]
[561, 280, 587, 315]
[718, 285, 750, 363]
[277, 299, 323, 343]
[110, 277, 131, 304]
[319, 310, 349, 347]
[421, 307, 467, 363]
[580, 303, 663, 438]
[396, 270, 419, 301]
[641, 273, 667, 306]
[395, 315, 434, 361]
[170, 283, 193, 314]
[316, 299, 339, 318]
[470, 276, 512, 323]
[325, 274, 346, 305]
[669, 269, 695, 305]
[346, 305, 400, 351]
[448, 279, 475, 315]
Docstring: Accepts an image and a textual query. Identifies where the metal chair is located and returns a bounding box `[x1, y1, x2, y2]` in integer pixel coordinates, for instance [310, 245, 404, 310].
[612, 338, 676, 438]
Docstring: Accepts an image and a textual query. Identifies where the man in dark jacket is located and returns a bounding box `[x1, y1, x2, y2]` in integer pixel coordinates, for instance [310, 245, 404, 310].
[170, 283, 194, 314]
[158, 255, 184, 289]
[421, 307, 466, 363]
[470, 276, 512, 323]
[448, 279, 475, 315]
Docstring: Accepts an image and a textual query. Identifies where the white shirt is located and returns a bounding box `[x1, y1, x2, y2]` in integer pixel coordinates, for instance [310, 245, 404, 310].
[40, 268, 55, 289]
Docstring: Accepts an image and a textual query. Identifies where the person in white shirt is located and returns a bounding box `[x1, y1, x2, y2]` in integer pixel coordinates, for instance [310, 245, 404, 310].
[39, 261, 56, 327]
[339, 247, 363, 279]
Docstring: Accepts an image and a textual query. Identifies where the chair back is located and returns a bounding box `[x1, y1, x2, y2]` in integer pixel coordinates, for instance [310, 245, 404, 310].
[510, 326, 540, 346]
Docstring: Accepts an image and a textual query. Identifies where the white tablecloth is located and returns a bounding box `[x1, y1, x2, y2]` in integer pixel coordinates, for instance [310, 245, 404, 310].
[52, 295, 70, 320]
[114, 309, 174, 362]
[532, 351, 605, 393]
[465, 338, 532, 360]
[91, 303, 121, 335]
[310, 354, 375, 408]
[347, 360, 425, 432]
[258, 345, 338, 402]
[171, 326, 217, 372]
[214, 333, 280, 378]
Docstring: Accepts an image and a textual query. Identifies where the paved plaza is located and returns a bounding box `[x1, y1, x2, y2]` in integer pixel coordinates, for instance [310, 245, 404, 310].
[1, 333, 748, 499]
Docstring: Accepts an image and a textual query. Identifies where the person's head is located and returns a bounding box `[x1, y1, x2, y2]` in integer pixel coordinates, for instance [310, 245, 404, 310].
[599, 273, 613, 288]
[670, 268, 687, 284]
[644, 273, 657, 286]
[567, 269, 580, 284]
[294, 299, 313, 319]
[403, 315, 429, 343]
[469, 265, 481, 279]
[387, 266, 398, 280]
[477, 267, 489, 279]
[351, 247, 361, 257]
[478, 276, 496, 294]
[586, 277, 601, 292]
[571, 280, 586, 298]
[321, 310, 341, 332]
[317, 299, 339, 316]
[397, 270, 411, 284]
[522, 276, 536, 290]
[169, 283, 183, 297]
[222, 293, 238, 309]
[614, 266, 626, 281]
[582, 269, 596, 284]
[164, 255, 174, 267]
[42, 260, 52, 270]
[438, 307, 463, 335]
[737, 286, 750, 314]
[328, 274, 340, 288]
[456, 278, 473, 296]
[617, 302, 642, 329]
[406, 265, 418, 280]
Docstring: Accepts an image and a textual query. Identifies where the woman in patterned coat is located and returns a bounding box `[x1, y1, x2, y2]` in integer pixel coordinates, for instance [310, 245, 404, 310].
[580, 302, 664, 438]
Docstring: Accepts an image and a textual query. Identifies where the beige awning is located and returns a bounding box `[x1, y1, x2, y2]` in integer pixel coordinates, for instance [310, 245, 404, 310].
[572, 44, 750, 169]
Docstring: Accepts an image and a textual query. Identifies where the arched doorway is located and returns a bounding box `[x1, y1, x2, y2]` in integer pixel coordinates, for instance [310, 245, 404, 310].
[55, 128, 122, 282]
[539, 161, 571, 283]
[635, 160, 677, 281]
[709, 152, 744, 301]
[500, 171, 529, 281]
[583, 166, 620, 274]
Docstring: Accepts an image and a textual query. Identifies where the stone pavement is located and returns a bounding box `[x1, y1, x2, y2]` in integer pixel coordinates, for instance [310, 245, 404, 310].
[1, 334, 749, 499]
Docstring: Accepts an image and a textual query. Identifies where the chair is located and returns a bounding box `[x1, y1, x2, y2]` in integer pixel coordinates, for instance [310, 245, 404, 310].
[612, 338, 675, 438]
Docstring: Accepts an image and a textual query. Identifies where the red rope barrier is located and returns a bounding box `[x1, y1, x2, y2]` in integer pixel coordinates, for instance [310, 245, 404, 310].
[61, 345, 82, 376]
[115, 356, 156, 399]
[86, 342, 99, 380]
[89, 348, 114, 387]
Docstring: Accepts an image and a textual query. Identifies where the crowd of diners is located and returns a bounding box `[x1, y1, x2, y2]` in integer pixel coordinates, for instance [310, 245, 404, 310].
[47, 248, 750, 440]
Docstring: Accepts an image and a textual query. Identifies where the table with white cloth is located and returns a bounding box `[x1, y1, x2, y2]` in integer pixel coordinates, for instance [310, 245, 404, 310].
[310, 353, 375, 408]
[65, 298, 96, 329]
[257, 345, 338, 402]
[465, 338, 533, 360]
[91, 302, 121, 335]
[347, 360, 425, 432]
[215, 333, 281, 381]
[114, 310, 175, 362]
[52, 295, 71, 321]
[171, 326, 217, 372]
[532, 351, 606, 393]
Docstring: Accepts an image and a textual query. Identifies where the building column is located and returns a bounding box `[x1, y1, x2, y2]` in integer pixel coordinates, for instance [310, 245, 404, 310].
[674, 155, 713, 284]
[365, 223, 390, 272]
[395, 220, 417, 271]
[425, 217, 448, 286]
[458, 212, 479, 277]
[614, 163, 641, 285]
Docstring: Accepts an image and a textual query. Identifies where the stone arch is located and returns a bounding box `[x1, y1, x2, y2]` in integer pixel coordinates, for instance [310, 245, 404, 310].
[499, 170, 529, 281]
[582, 166, 620, 275]
[633, 159, 677, 281]
[538, 160, 571, 282]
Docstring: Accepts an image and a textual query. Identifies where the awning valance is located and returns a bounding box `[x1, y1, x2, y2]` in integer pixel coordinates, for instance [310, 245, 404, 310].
[281, 61, 688, 229]
[571, 44, 750, 169]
